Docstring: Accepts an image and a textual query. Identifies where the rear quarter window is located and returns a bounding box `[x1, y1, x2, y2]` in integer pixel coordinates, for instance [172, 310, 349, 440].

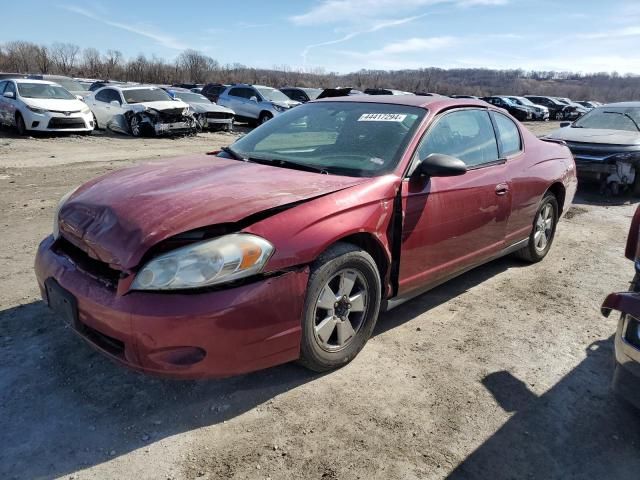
[493, 112, 522, 157]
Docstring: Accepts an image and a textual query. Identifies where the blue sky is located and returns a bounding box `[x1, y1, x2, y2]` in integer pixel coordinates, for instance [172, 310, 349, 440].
[3, 0, 640, 74]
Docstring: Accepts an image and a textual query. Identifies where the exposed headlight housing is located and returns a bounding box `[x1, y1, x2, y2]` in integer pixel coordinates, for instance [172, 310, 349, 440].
[26, 105, 47, 114]
[272, 104, 287, 112]
[52, 186, 80, 240]
[131, 234, 275, 291]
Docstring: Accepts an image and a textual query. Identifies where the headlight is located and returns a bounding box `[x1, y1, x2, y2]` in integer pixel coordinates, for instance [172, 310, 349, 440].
[27, 105, 47, 114]
[52, 186, 80, 240]
[612, 152, 640, 162]
[272, 104, 287, 112]
[183, 107, 190, 115]
[81, 106, 91, 114]
[131, 234, 274, 290]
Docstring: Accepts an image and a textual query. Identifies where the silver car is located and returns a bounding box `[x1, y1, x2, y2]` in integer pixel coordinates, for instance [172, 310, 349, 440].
[217, 84, 300, 125]
[546, 102, 640, 195]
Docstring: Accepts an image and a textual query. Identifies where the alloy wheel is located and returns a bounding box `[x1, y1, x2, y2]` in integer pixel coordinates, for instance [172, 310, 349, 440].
[313, 269, 368, 352]
[130, 116, 141, 136]
[534, 203, 554, 252]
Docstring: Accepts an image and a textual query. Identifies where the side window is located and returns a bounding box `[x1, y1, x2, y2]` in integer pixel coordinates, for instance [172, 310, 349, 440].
[95, 89, 111, 103]
[108, 90, 122, 104]
[4, 82, 16, 96]
[417, 109, 499, 168]
[0, 81, 6, 94]
[227, 87, 242, 98]
[493, 112, 522, 157]
[246, 88, 260, 100]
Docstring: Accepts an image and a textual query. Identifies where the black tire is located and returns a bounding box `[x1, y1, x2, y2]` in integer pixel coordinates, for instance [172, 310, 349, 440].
[516, 192, 559, 263]
[299, 243, 381, 372]
[632, 169, 640, 197]
[555, 111, 564, 121]
[92, 113, 100, 130]
[258, 112, 273, 125]
[15, 113, 27, 136]
[129, 114, 151, 137]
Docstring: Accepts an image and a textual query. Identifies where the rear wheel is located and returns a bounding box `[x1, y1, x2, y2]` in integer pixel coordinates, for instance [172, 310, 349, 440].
[555, 111, 564, 120]
[15, 113, 27, 136]
[516, 192, 559, 263]
[259, 112, 273, 125]
[299, 243, 381, 372]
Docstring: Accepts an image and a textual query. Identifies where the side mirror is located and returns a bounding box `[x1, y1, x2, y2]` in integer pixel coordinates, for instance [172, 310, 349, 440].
[249, 96, 258, 102]
[3, 91, 15, 99]
[418, 153, 467, 177]
[559, 121, 572, 128]
[109, 100, 120, 107]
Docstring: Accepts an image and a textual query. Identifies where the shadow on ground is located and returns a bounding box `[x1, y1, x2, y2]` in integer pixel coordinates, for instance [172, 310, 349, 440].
[448, 338, 640, 479]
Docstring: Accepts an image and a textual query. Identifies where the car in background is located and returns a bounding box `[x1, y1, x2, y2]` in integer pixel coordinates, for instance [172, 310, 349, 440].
[27, 74, 89, 98]
[0, 73, 28, 80]
[280, 87, 323, 103]
[164, 87, 235, 131]
[201, 83, 230, 103]
[217, 84, 300, 125]
[0, 78, 94, 135]
[546, 102, 640, 195]
[507, 96, 549, 121]
[86, 84, 195, 137]
[364, 88, 414, 96]
[554, 97, 589, 117]
[481, 96, 533, 121]
[449, 95, 478, 99]
[190, 87, 203, 94]
[172, 83, 203, 90]
[576, 100, 601, 110]
[601, 205, 640, 409]
[36, 95, 576, 378]
[525, 95, 577, 121]
[88, 80, 131, 92]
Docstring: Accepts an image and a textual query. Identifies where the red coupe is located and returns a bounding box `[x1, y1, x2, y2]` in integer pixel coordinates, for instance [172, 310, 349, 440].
[35, 96, 577, 378]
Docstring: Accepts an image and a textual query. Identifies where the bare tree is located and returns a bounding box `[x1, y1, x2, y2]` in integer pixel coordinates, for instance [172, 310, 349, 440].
[51, 42, 80, 74]
[176, 49, 218, 83]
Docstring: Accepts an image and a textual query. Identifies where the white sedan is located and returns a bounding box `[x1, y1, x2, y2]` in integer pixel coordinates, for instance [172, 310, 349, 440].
[0, 78, 94, 135]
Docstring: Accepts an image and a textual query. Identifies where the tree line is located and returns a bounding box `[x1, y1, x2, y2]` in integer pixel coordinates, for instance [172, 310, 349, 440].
[2, 40, 640, 102]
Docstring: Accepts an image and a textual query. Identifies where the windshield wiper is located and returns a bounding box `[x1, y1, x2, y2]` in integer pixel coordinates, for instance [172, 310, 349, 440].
[249, 157, 330, 174]
[220, 146, 246, 161]
[604, 111, 640, 132]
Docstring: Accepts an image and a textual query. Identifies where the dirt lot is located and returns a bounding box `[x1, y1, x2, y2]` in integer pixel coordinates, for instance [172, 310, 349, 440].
[2, 122, 640, 480]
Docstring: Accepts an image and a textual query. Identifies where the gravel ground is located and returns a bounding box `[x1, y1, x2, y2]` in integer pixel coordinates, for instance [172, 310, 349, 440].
[1, 122, 640, 480]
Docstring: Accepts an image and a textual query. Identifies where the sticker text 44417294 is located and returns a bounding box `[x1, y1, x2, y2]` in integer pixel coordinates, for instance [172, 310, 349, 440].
[358, 113, 407, 122]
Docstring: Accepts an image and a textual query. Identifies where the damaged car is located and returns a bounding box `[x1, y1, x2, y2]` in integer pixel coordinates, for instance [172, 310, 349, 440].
[35, 95, 576, 379]
[507, 96, 550, 121]
[601, 205, 640, 409]
[546, 102, 640, 195]
[165, 88, 235, 132]
[86, 85, 197, 137]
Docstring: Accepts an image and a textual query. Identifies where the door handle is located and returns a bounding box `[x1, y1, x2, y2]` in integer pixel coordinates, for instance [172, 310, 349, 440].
[495, 183, 509, 196]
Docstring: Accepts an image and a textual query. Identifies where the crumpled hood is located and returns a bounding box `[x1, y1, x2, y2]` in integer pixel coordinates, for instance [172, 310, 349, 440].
[58, 155, 367, 269]
[24, 98, 87, 112]
[129, 100, 189, 112]
[547, 127, 640, 146]
[189, 102, 235, 115]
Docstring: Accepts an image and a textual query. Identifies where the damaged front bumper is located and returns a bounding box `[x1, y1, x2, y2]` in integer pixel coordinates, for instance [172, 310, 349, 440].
[35, 235, 309, 379]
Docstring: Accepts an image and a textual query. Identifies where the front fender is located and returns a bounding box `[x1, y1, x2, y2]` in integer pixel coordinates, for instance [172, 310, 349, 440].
[245, 175, 400, 272]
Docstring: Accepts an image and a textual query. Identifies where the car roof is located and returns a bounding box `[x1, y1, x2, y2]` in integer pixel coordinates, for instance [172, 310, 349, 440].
[313, 94, 489, 110]
[11, 78, 60, 85]
[103, 84, 164, 92]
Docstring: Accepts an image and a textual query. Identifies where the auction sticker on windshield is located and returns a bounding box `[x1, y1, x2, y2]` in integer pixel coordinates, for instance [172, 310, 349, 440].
[358, 113, 407, 122]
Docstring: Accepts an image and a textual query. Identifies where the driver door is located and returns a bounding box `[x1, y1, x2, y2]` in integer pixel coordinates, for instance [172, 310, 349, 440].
[398, 108, 511, 295]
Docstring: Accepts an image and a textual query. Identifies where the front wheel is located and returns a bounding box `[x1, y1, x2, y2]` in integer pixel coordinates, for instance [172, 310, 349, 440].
[516, 192, 559, 263]
[555, 111, 564, 120]
[15, 113, 27, 135]
[299, 243, 381, 372]
[259, 112, 273, 125]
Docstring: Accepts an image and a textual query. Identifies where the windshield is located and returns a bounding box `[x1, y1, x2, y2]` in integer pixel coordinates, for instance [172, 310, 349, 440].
[175, 92, 211, 104]
[301, 88, 323, 100]
[123, 88, 172, 104]
[256, 87, 291, 102]
[511, 97, 534, 106]
[17, 83, 75, 100]
[226, 102, 425, 177]
[573, 107, 640, 132]
[53, 78, 86, 92]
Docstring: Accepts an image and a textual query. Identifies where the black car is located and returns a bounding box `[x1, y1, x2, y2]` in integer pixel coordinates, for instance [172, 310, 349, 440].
[88, 80, 128, 92]
[172, 83, 203, 90]
[201, 83, 230, 103]
[280, 87, 323, 103]
[481, 96, 533, 121]
[0, 73, 27, 80]
[525, 95, 577, 121]
[363, 88, 413, 96]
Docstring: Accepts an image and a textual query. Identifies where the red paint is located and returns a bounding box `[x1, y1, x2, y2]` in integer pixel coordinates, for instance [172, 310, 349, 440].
[35, 96, 577, 378]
